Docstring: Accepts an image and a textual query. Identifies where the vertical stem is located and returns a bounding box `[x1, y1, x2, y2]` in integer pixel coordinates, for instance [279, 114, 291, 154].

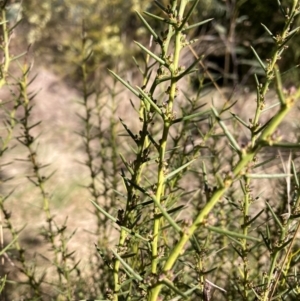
[149, 91, 296, 298]
[240, 177, 251, 300]
[151, 0, 188, 275]
[0, 8, 10, 89]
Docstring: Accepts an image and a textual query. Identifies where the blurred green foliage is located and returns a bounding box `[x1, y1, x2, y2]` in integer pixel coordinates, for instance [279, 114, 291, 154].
[20, 0, 154, 78]
[17, 0, 299, 84]
[195, 0, 300, 85]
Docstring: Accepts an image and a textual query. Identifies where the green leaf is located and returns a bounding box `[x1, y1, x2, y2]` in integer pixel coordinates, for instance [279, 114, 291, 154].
[211, 106, 241, 153]
[124, 178, 148, 195]
[132, 56, 144, 74]
[91, 200, 117, 223]
[276, 237, 293, 251]
[148, 132, 159, 150]
[277, 0, 286, 17]
[292, 161, 299, 187]
[274, 66, 285, 105]
[119, 118, 139, 144]
[136, 11, 159, 41]
[260, 231, 272, 251]
[253, 156, 277, 169]
[156, 205, 185, 219]
[232, 244, 243, 257]
[150, 194, 182, 233]
[246, 173, 292, 179]
[164, 159, 195, 182]
[266, 202, 283, 230]
[182, 18, 214, 31]
[286, 26, 300, 38]
[250, 46, 266, 71]
[161, 278, 189, 299]
[143, 10, 166, 22]
[208, 226, 260, 242]
[154, 1, 168, 13]
[172, 109, 210, 124]
[91, 200, 148, 242]
[169, 285, 199, 301]
[261, 23, 276, 41]
[222, 100, 238, 113]
[269, 142, 300, 148]
[108, 70, 139, 97]
[174, 55, 203, 81]
[230, 112, 249, 128]
[11, 51, 28, 62]
[119, 153, 135, 176]
[0, 275, 7, 293]
[134, 41, 166, 65]
[111, 249, 143, 281]
[190, 234, 201, 253]
[244, 209, 264, 227]
[135, 86, 163, 115]
[261, 102, 280, 113]
[0, 235, 19, 256]
[179, 0, 200, 30]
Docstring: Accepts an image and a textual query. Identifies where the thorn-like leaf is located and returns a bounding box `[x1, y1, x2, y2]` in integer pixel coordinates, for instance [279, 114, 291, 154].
[135, 86, 162, 115]
[108, 69, 139, 97]
[179, 0, 200, 30]
[246, 173, 293, 179]
[230, 112, 249, 128]
[164, 159, 195, 182]
[274, 66, 286, 105]
[250, 46, 266, 71]
[182, 18, 214, 31]
[132, 56, 144, 74]
[244, 209, 264, 227]
[150, 194, 182, 233]
[111, 249, 143, 281]
[0, 235, 19, 256]
[136, 11, 159, 41]
[260, 231, 272, 251]
[154, 1, 168, 13]
[160, 204, 185, 215]
[277, 0, 286, 16]
[261, 23, 276, 40]
[143, 10, 166, 22]
[134, 41, 166, 65]
[208, 226, 260, 242]
[173, 109, 210, 124]
[91, 200, 117, 223]
[253, 156, 277, 169]
[119, 153, 135, 176]
[211, 106, 241, 153]
[266, 202, 283, 230]
[292, 161, 299, 187]
[161, 278, 189, 299]
[119, 118, 139, 144]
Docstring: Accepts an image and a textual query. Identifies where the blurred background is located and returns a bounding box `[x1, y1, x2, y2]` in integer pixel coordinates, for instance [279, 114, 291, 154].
[10, 0, 300, 86]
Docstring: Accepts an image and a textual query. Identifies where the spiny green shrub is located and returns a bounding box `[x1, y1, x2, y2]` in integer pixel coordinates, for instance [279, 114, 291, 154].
[95, 0, 300, 300]
[0, 0, 300, 300]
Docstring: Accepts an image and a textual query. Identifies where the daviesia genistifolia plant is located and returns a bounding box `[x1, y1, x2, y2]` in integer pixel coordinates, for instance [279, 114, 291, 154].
[1, 0, 300, 300]
[95, 0, 300, 300]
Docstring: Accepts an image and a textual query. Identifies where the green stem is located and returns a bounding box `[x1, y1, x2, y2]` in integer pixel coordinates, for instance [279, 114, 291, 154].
[151, 0, 187, 275]
[0, 9, 10, 89]
[241, 177, 251, 300]
[149, 96, 296, 300]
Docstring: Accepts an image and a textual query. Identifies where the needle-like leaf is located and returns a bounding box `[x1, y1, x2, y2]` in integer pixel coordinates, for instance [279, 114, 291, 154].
[134, 41, 166, 65]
